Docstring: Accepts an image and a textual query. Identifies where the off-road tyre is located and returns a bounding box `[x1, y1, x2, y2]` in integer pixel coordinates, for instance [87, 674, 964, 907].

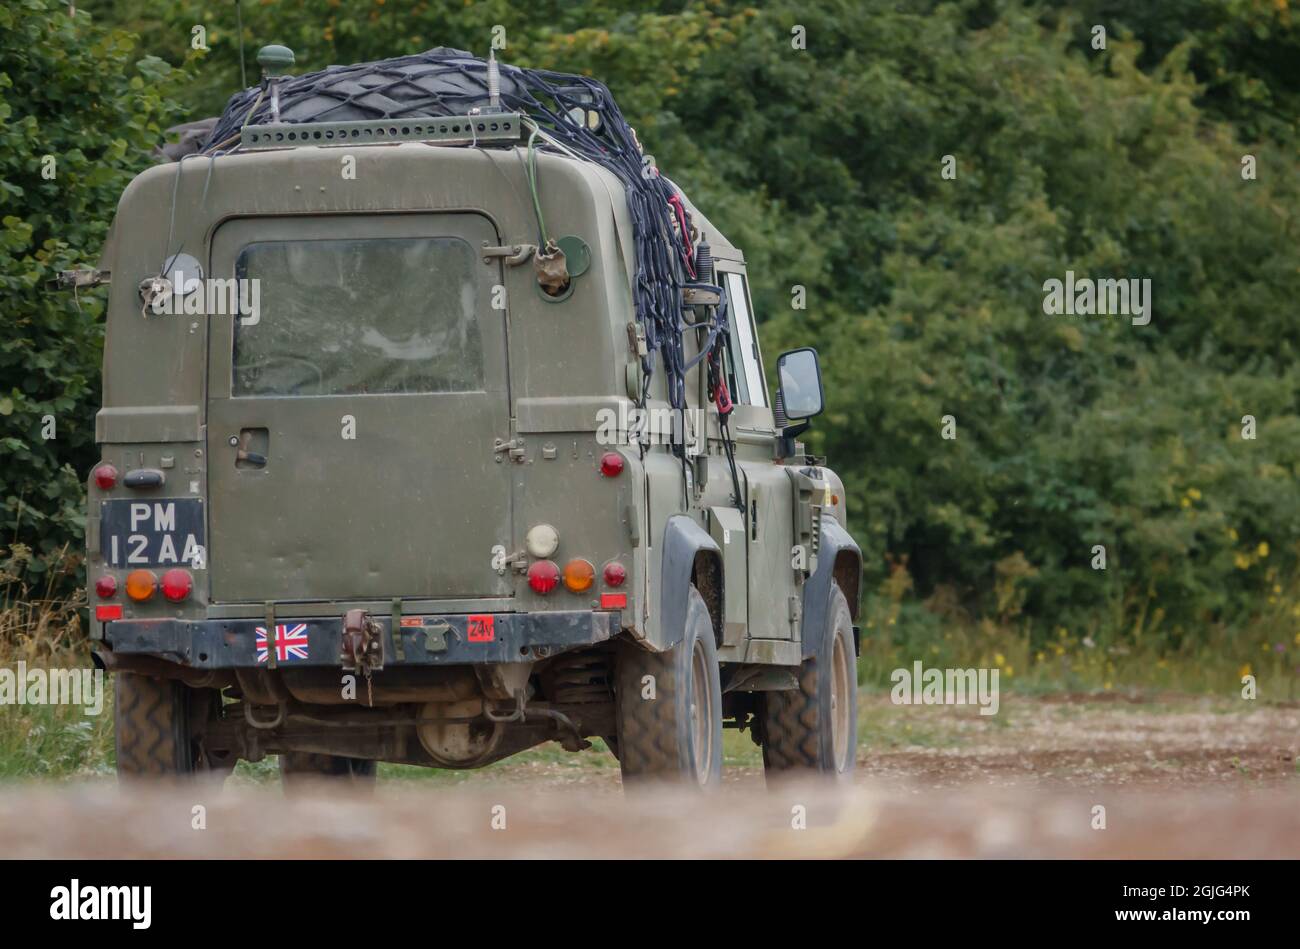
[614, 585, 723, 788]
[759, 582, 857, 779]
[279, 753, 378, 789]
[114, 673, 201, 778]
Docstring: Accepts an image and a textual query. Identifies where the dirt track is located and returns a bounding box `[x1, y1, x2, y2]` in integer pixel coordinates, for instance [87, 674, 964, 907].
[2, 694, 1297, 858]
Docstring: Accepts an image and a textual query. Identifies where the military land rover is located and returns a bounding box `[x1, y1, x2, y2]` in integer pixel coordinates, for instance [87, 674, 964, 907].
[83, 47, 862, 788]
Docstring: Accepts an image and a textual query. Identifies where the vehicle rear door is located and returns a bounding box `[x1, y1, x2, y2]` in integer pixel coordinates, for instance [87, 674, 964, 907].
[205, 212, 512, 603]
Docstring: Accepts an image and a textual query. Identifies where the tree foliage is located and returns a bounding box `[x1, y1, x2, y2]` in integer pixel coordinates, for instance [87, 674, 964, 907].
[6, 0, 1298, 645]
[0, 0, 182, 575]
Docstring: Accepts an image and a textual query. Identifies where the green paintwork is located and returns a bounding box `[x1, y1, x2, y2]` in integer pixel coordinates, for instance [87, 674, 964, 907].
[88, 129, 856, 663]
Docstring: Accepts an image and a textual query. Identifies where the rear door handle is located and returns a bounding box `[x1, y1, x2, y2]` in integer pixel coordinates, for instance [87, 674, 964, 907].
[231, 428, 269, 469]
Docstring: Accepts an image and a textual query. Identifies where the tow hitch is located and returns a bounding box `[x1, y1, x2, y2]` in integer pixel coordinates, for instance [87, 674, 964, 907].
[341, 609, 385, 706]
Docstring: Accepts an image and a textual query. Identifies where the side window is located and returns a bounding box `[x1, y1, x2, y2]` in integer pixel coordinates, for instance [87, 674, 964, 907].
[723, 272, 768, 408]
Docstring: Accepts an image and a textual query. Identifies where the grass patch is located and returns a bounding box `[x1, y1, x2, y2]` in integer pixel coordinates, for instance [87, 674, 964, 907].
[856, 589, 1300, 700]
[0, 545, 109, 780]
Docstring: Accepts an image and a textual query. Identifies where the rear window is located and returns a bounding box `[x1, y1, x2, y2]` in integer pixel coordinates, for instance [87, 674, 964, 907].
[232, 236, 484, 396]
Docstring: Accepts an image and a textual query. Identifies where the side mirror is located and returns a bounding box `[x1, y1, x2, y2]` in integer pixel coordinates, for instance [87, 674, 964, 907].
[775, 348, 824, 460]
[776, 348, 825, 421]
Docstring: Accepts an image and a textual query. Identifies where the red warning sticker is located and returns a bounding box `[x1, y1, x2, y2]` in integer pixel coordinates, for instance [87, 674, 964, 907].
[400, 616, 425, 628]
[468, 614, 495, 642]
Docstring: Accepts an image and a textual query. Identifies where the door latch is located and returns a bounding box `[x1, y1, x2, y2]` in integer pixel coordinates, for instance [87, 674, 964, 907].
[481, 243, 536, 266]
[493, 437, 526, 463]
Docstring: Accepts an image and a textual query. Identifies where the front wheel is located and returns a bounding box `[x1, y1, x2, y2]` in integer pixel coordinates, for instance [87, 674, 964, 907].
[759, 582, 857, 779]
[614, 585, 723, 788]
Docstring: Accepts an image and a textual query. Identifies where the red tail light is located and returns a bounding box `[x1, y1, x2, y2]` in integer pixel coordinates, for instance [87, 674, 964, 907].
[94, 575, 117, 599]
[93, 464, 118, 490]
[160, 568, 193, 602]
[96, 604, 123, 621]
[599, 452, 624, 477]
[603, 561, 626, 586]
[527, 560, 560, 595]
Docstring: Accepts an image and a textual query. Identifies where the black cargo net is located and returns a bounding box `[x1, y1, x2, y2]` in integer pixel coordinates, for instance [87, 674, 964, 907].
[204, 49, 723, 460]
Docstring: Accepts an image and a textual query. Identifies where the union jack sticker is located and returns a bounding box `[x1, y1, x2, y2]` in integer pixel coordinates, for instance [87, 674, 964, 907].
[255, 623, 310, 663]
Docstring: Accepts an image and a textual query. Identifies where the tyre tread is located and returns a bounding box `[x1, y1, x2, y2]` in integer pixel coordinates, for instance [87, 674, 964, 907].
[114, 673, 189, 776]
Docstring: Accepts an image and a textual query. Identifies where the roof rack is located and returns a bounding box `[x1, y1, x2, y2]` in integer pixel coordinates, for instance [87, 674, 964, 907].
[239, 112, 524, 151]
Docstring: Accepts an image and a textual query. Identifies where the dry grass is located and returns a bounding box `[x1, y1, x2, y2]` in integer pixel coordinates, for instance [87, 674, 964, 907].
[0, 545, 112, 777]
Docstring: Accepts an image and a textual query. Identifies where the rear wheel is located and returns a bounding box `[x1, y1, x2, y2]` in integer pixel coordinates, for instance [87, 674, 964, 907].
[759, 583, 857, 780]
[114, 673, 202, 778]
[614, 585, 723, 788]
[279, 753, 377, 789]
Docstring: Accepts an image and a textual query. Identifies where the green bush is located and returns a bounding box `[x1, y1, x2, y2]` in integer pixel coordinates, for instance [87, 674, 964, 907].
[0, 1, 182, 581]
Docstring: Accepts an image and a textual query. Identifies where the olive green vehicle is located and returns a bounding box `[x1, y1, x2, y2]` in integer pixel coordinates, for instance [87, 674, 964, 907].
[84, 55, 863, 789]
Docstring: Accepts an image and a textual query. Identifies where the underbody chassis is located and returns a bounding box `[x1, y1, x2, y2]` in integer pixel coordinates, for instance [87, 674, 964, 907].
[97, 609, 783, 772]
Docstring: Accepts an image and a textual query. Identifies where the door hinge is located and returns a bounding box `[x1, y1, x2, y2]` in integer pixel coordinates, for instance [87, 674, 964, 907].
[493, 437, 526, 463]
[788, 595, 802, 626]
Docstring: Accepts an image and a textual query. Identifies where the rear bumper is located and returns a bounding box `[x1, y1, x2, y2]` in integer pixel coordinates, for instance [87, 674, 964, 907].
[101, 611, 619, 670]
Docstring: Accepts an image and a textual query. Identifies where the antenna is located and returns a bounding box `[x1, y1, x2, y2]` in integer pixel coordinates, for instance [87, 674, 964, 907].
[257, 45, 296, 123]
[236, 0, 247, 88]
[487, 49, 501, 112]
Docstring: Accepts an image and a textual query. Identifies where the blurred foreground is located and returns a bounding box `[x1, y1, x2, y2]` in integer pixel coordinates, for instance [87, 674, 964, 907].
[2, 782, 1298, 859]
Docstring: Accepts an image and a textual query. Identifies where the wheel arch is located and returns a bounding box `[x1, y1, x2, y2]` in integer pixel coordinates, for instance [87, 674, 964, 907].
[800, 517, 862, 661]
[652, 514, 722, 652]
